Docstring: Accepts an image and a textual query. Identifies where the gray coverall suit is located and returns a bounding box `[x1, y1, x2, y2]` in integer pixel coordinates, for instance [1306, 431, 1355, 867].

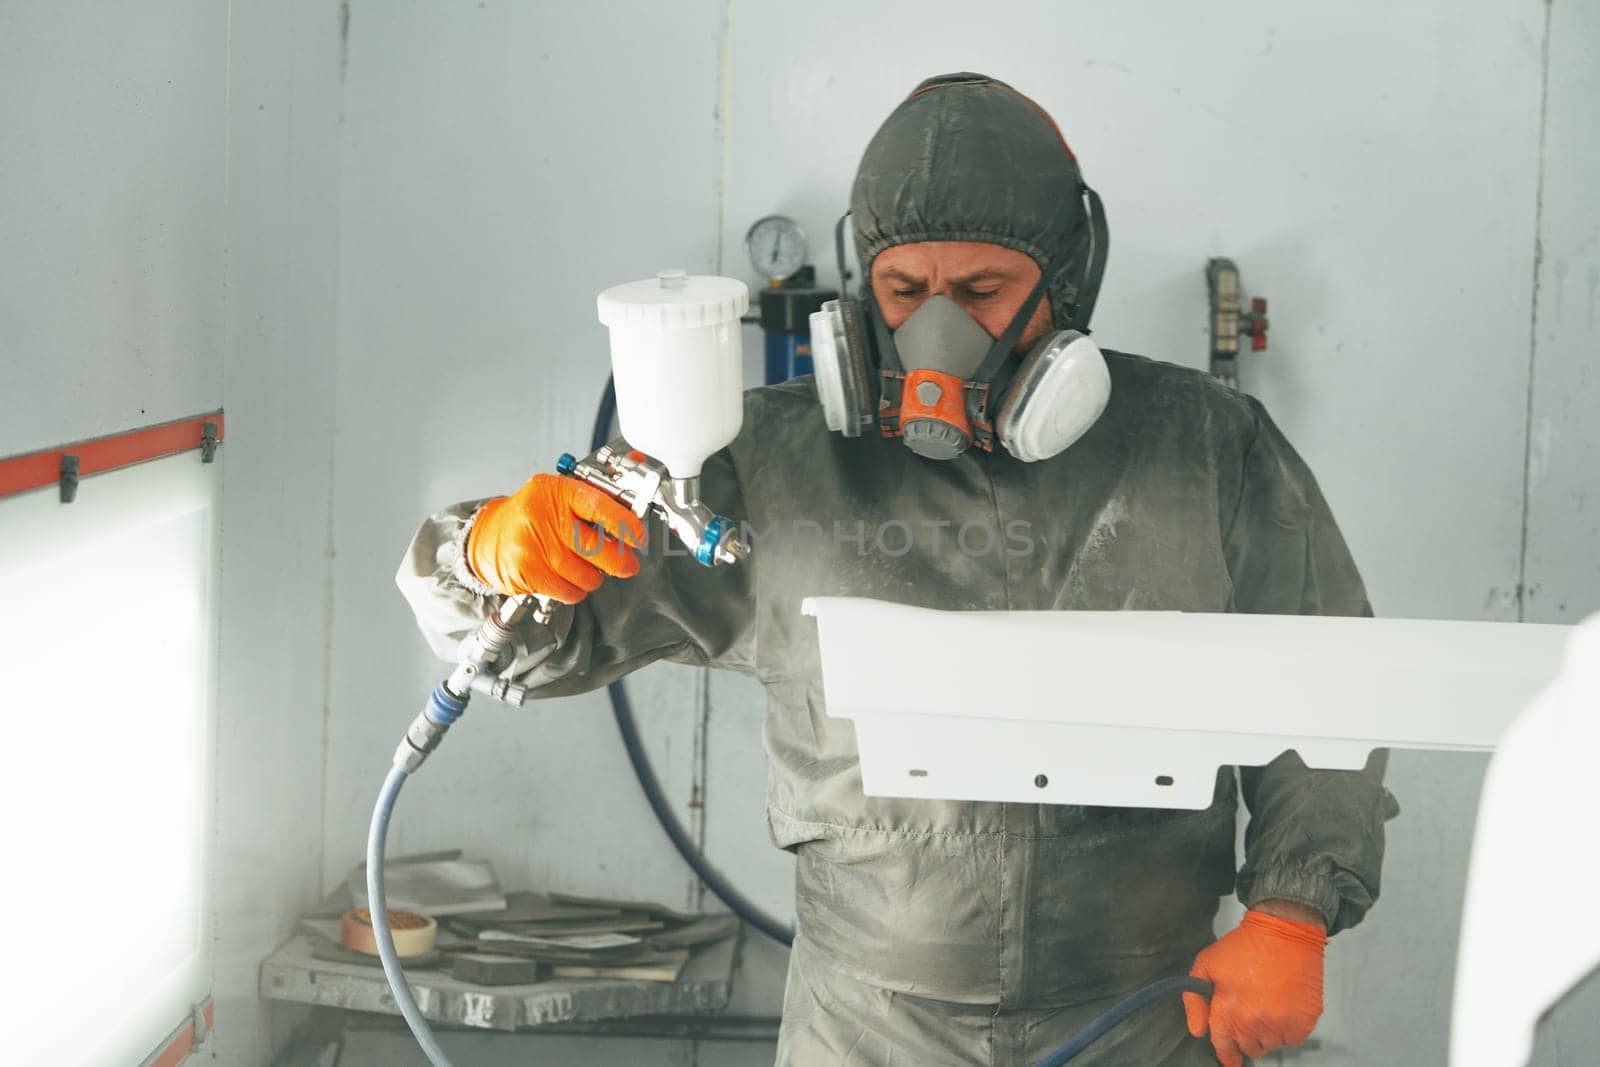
[397, 355, 1399, 1065]
[400, 70, 1398, 1067]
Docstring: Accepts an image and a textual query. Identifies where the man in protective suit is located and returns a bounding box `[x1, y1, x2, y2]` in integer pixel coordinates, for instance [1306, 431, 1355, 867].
[399, 73, 1398, 1066]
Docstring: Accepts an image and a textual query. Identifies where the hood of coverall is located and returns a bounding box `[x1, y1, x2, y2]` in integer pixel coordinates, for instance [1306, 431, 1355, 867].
[850, 72, 1098, 333]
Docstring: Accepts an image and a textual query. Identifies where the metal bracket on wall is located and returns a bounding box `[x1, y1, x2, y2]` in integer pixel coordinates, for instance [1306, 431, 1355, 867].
[59, 454, 80, 503]
[1206, 258, 1268, 390]
[0, 411, 225, 505]
[188, 1000, 211, 1051]
[136, 997, 214, 1067]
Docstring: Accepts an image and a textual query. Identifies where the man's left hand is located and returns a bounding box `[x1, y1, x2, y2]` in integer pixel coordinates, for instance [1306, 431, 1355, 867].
[1183, 902, 1328, 1067]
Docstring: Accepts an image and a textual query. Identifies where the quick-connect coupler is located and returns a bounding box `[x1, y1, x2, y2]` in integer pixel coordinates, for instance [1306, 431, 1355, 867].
[393, 683, 468, 772]
[393, 594, 550, 773]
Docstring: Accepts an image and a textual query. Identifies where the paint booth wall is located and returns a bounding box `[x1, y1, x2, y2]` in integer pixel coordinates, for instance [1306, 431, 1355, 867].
[0, 2, 226, 458]
[212, 1, 345, 1061]
[317, 2, 1598, 1065]
[1, 1, 342, 1064]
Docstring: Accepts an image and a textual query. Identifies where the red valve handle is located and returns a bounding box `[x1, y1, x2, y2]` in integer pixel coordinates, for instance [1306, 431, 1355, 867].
[1250, 297, 1269, 352]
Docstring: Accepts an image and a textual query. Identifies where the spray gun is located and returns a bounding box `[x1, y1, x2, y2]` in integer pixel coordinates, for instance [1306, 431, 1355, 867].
[561, 445, 749, 567]
[393, 442, 749, 770]
[370, 272, 751, 1067]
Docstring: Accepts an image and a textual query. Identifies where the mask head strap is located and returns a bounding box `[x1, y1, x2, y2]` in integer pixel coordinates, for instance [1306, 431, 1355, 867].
[970, 272, 1050, 386]
[866, 290, 901, 372]
[951, 274, 1040, 448]
[865, 294, 906, 434]
[1067, 185, 1109, 332]
[834, 212, 856, 298]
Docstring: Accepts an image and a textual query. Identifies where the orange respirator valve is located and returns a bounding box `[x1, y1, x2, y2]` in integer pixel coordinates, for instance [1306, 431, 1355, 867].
[897, 368, 974, 460]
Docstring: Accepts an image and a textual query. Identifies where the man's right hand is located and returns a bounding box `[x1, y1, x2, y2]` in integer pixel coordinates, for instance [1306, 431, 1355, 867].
[465, 473, 646, 602]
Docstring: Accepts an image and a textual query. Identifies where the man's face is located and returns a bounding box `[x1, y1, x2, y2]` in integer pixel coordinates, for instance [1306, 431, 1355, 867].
[870, 241, 1053, 352]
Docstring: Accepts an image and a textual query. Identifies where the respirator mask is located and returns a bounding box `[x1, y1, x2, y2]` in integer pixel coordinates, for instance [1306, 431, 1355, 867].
[809, 188, 1111, 463]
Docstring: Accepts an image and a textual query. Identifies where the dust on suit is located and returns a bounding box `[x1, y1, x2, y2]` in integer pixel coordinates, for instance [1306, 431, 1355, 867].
[397, 353, 1399, 1065]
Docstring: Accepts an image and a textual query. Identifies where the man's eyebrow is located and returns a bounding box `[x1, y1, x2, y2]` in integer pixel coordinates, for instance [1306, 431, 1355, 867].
[879, 267, 928, 286]
[949, 267, 1018, 286]
[878, 266, 1020, 286]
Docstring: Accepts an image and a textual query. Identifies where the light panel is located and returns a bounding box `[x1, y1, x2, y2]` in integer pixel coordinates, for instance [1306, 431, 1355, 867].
[0, 452, 218, 1066]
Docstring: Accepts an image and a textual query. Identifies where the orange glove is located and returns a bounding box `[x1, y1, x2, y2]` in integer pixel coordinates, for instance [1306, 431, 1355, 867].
[466, 473, 646, 602]
[1183, 910, 1327, 1067]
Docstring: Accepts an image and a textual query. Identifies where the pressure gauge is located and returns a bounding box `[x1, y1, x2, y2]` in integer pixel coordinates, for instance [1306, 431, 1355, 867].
[746, 215, 807, 282]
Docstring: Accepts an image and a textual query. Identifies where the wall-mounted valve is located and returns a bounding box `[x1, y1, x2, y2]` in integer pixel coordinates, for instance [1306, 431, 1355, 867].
[1206, 258, 1269, 390]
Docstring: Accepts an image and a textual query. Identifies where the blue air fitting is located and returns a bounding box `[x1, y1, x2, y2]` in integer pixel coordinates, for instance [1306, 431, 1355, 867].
[394, 683, 469, 772]
[696, 515, 732, 567]
[555, 452, 577, 475]
[426, 683, 468, 726]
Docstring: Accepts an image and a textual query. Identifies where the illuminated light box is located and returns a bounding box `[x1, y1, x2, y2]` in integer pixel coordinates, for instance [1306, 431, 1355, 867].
[0, 452, 218, 1066]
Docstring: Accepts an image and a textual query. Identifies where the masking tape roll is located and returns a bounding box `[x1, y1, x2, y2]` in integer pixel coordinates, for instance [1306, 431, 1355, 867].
[341, 906, 438, 958]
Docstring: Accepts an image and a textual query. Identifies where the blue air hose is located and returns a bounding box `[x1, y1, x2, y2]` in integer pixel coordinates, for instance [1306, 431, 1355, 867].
[589, 376, 795, 948]
[370, 748, 1205, 1067]
[359, 375, 790, 1067]
[367, 765, 453, 1067]
[1033, 975, 1214, 1066]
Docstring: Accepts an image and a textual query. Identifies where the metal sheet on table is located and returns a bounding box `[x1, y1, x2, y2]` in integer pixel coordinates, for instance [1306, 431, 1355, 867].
[259, 932, 737, 1032]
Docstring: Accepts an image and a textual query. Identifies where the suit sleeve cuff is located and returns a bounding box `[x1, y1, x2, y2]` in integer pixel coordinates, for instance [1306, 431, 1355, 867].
[1239, 863, 1343, 934]
[448, 503, 501, 598]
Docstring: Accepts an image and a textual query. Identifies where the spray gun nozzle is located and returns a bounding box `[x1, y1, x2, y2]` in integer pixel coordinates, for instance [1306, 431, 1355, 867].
[720, 529, 749, 563]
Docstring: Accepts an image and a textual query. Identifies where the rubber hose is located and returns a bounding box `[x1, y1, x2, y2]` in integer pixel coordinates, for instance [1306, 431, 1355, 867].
[591, 375, 795, 948]
[368, 765, 453, 1067]
[1032, 975, 1214, 1067]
